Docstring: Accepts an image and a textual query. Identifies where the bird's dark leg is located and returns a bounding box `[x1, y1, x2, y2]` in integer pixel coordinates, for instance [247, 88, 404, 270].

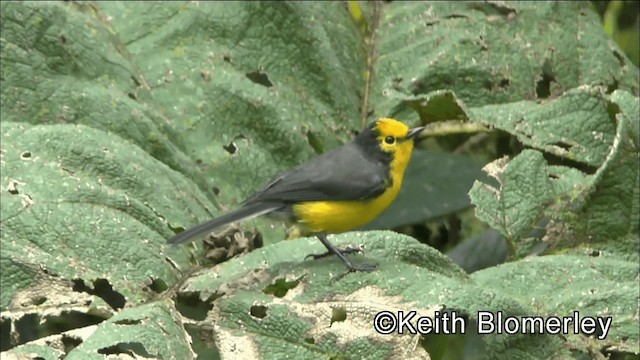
[309, 234, 378, 280]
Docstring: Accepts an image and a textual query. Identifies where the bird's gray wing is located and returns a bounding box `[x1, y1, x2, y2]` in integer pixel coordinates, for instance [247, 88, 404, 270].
[245, 143, 389, 204]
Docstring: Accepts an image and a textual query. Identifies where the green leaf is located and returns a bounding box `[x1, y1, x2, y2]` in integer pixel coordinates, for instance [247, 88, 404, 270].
[0, 2, 201, 191]
[64, 301, 192, 359]
[469, 149, 555, 241]
[468, 89, 639, 254]
[469, 87, 617, 167]
[370, 1, 638, 118]
[179, 232, 571, 359]
[567, 90, 639, 243]
[0, 122, 198, 309]
[473, 253, 639, 353]
[4, 301, 192, 359]
[3, 344, 64, 360]
[97, 1, 366, 208]
[2, 1, 638, 358]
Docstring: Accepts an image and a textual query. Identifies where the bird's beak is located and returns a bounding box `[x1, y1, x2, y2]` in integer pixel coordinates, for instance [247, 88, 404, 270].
[406, 126, 424, 140]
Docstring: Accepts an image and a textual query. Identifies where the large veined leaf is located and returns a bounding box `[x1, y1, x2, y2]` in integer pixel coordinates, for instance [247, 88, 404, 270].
[1, 1, 638, 359]
[469, 88, 639, 250]
[176, 233, 557, 359]
[371, 2, 638, 119]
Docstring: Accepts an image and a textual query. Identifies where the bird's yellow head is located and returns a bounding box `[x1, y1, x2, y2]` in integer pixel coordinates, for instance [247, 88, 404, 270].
[357, 117, 423, 181]
[372, 118, 423, 153]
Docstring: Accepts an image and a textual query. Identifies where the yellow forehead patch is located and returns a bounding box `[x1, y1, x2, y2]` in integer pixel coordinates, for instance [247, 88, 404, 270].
[374, 118, 410, 138]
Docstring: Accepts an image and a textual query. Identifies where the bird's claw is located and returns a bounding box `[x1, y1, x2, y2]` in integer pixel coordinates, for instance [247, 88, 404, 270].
[304, 244, 364, 260]
[331, 262, 379, 282]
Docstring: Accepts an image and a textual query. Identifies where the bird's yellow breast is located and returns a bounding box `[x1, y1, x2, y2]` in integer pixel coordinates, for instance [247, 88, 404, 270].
[292, 136, 414, 234]
[292, 178, 402, 233]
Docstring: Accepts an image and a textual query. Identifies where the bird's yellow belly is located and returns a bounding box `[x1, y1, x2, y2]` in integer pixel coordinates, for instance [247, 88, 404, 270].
[292, 183, 401, 234]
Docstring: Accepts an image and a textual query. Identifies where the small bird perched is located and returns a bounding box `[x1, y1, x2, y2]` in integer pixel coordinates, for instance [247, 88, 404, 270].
[169, 118, 423, 278]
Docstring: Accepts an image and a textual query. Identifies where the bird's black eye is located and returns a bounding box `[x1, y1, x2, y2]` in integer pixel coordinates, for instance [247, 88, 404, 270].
[384, 136, 395, 144]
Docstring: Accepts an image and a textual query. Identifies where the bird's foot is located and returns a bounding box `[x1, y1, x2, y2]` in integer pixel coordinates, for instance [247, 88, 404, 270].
[304, 244, 364, 260]
[331, 261, 379, 282]
[311, 235, 379, 282]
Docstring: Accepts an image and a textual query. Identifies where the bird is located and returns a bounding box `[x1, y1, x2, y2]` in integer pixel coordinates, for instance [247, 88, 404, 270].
[169, 118, 423, 278]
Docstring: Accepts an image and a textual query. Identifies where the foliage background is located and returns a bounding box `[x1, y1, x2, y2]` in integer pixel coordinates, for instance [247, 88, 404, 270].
[1, 1, 638, 359]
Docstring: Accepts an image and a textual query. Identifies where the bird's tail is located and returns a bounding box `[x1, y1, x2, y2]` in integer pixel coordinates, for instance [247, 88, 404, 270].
[168, 202, 281, 245]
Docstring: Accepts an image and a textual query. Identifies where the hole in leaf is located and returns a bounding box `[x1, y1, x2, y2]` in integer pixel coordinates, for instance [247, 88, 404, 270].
[59, 34, 67, 44]
[212, 186, 220, 196]
[499, 78, 510, 88]
[223, 55, 231, 63]
[250, 305, 268, 319]
[114, 319, 142, 326]
[131, 75, 141, 87]
[535, 59, 555, 99]
[589, 250, 601, 257]
[45, 311, 106, 334]
[304, 337, 315, 344]
[1, 318, 11, 351]
[467, 1, 517, 17]
[15, 313, 40, 346]
[330, 307, 347, 326]
[612, 49, 625, 68]
[175, 292, 217, 321]
[91, 279, 126, 310]
[411, 78, 426, 92]
[7, 182, 19, 195]
[251, 230, 264, 249]
[366, 109, 375, 119]
[21, 151, 32, 159]
[23, 311, 105, 347]
[535, 76, 551, 98]
[443, 14, 468, 20]
[72, 278, 126, 310]
[245, 70, 273, 87]
[61, 334, 82, 353]
[185, 323, 220, 358]
[542, 152, 598, 175]
[98, 342, 153, 357]
[31, 296, 47, 306]
[551, 140, 574, 151]
[391, 76, 403, 89]
[127, 92, 137, 100]
[606, 78, 619, 94]
[262, 277, 301, 298]
[147, 277, 168, 294]
[306, 130, 324, 154]
[223, 142, 237, 154]
[606, 101, 621, 125]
